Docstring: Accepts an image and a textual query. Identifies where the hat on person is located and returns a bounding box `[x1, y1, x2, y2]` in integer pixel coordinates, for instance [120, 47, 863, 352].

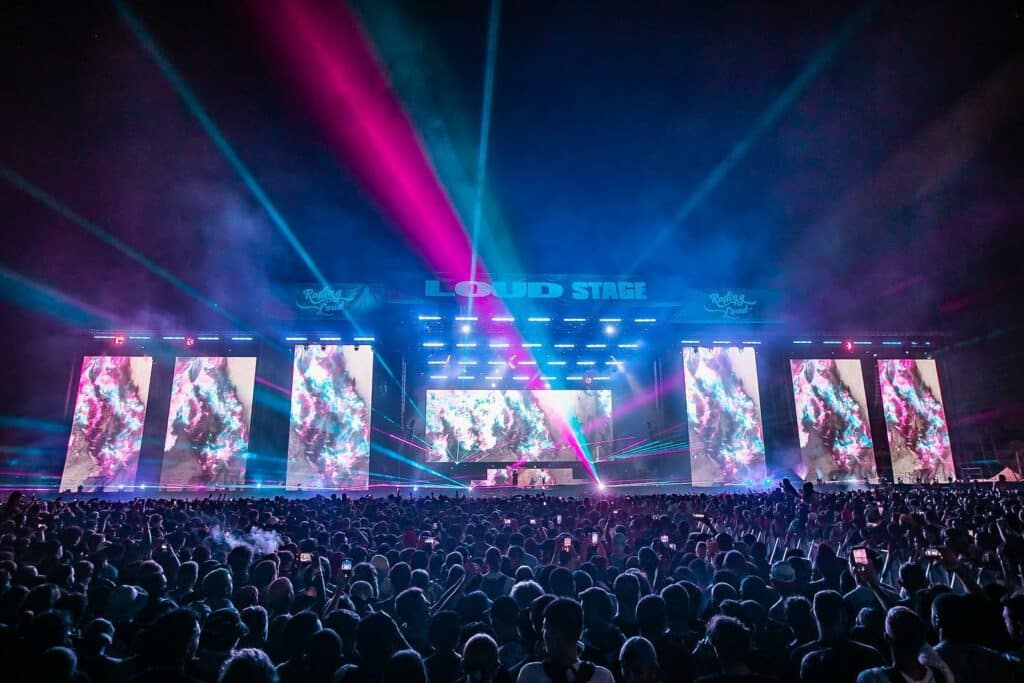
[204, 608, 249, 642]
[105, 585, 149, 622]
[769, 561, 796, 584]
[82, 618, 115, 647]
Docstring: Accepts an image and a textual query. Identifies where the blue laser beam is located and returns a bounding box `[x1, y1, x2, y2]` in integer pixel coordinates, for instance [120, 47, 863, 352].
[466, 0, 502, 316]
[627, 0, 879, 274]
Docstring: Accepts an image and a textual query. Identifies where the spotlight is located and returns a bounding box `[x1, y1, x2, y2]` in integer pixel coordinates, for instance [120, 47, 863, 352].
[598, 482, 606, 491]
[256, 482, 262, 489]
[185, 336, 196, 347]
[764, 478, 772, 487]
[113, 335, 126, 346]
[139, 483, 146, 490]
[843, 340, 854, 352]
[461, 324, 471, 334]
[604, 325, 616, 336]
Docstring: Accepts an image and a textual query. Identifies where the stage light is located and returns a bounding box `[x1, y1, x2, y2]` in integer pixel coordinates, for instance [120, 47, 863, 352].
[843, 340, 854, 351]
[604, 325, 616, 336]
[456, 342, 477, 348]
[743, 479, 752, 487]
[527, 317, 550, 323]
[197, 335, 219, 341]
[256, 482, 262, 489]
[353, 336, 375, 342]
[114, 335, 125, 345]
[128, 335, 151, 340]
[563, 317, 587, 323]
[554, 343, 575, 349]
[634, 318, 656, 323]
[418, 315, 441, 321]
[764, 478, 772, 487]
[230, 336, 254, 341]
[139, 483, 146, 490]
[454, 316, 477, 322]
[319, 336, 341, 342]
[617, 343, 639, 349]
[422, 341, 445, 348]
[285, 336, 307, 342]
[461, 324, 471, 334]
[586, 344, 607, 349]
[680, 339, 700, 345]
[598, 482, 607, 491]
[185, 336, 196, 347]
[792, 340, 813, 345]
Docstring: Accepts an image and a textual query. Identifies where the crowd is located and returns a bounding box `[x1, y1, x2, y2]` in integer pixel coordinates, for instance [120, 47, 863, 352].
[2, 480, 1024, 682]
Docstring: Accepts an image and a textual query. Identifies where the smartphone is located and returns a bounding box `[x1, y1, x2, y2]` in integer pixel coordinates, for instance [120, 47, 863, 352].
[556, 515, 563, 525]
[299, 552, 313, 564]
[159, 542, 168, 551]
[852, 547, 870, 570]
[563, 537, 572, 550]
[669, 543, 677, 551]
[591, 532, 599, 545]
[530, 518, 537, 526]
[433, 522, 438, 530]
[504, 518, 511, 525]
[660, 534, 669, 544]
[924, 547, 943, 559]
[692, 513, 706, 521]
[968, 529, 976, 538]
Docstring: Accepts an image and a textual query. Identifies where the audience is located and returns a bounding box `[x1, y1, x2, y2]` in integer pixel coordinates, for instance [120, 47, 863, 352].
[3, 481, 1024, 682]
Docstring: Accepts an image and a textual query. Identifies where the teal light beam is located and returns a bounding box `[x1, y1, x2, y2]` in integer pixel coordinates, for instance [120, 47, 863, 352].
[0, 166, 245, 330]
[371, 442, 470, 489]
[114, 2, 426, 418]
[626, 0, 880, 274]
[0, 264, 122, 328]
[466, 0, 502, 315]
[112, 0, 329, 289]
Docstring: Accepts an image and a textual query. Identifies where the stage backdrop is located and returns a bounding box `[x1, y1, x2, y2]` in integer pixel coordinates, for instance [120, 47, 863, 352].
[160, 357, 257, 488]
[878, 358, 954, 483]
[286, 345, 374, 490]
[684, 347, 766, 486]
[790, 359, 876, 482]
[425, 389, 612, 463]
[60, 356, 153, 492]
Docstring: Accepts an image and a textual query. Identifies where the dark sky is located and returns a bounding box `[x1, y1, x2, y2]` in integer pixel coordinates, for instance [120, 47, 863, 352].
[1, 1, 1023, 462]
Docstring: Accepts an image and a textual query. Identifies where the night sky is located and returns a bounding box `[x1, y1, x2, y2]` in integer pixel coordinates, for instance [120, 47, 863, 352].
[2, 1, 1022, 476]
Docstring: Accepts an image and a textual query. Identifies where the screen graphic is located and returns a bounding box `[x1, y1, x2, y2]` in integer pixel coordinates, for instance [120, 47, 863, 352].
[684, 347, 766, 486]
[425, 389, 612, 463]
[60, 356, 153, 492]
[475, 467, 577, 488]
[790, 359, 876, 482]
[878, 359, 954, 483]
[160, 357, 257, 487]
[286, 345, 374, 490]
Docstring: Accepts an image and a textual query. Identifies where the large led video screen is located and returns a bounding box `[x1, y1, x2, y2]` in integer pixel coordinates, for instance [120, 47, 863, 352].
[60, 356, 153, 492]
[790, 359, 876, 482]
[160, 357, 257, 487]
[425, 389, 612, 464]
[684, 347, 766, 486]
[878, 358, 954, 483]
[286, 345, 374, 490]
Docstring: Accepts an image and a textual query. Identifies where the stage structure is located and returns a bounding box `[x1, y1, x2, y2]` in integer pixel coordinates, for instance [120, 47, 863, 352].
[64, 275, 960, 492]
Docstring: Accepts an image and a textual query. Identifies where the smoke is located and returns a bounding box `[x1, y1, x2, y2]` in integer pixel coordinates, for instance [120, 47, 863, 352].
[210, 524, 282, 555]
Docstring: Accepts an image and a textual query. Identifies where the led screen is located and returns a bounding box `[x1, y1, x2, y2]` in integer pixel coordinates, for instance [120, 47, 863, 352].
[790, 359, 876, 482]
[425, 389, 612, 463]
[160, 357, 257, 487]
[878, 358, 954, 483]
[286, 345, 374, 490]
[475, 467, 577, 488]
[60, 356, 153, 492]
[684, 347, 766, 486]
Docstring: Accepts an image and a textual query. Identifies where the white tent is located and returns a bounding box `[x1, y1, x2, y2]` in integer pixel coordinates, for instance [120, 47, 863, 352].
[986, 467, 1021, 482]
